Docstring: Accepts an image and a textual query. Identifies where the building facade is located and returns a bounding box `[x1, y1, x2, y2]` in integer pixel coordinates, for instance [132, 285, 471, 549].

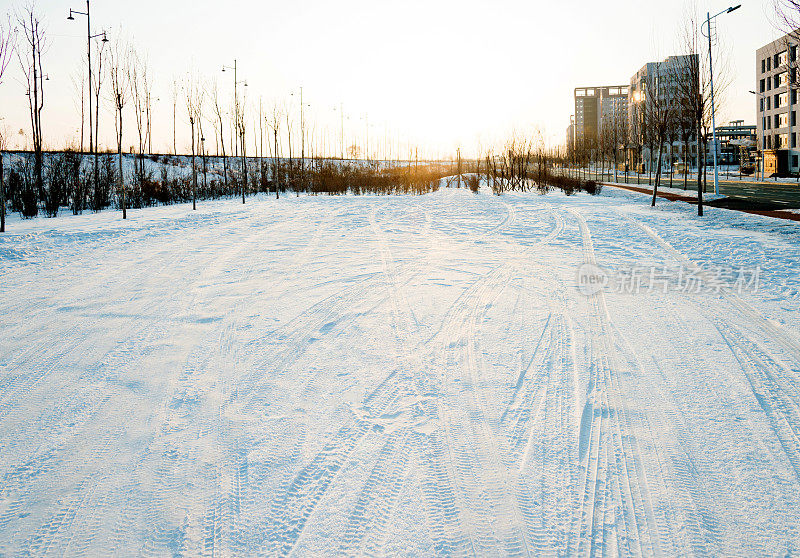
[756, 31, 800, 176]
[573, 85, 629, 150]
[566, 115, 575, 156]
[715, 121, 756, 166]
[628, 54, 699, 172]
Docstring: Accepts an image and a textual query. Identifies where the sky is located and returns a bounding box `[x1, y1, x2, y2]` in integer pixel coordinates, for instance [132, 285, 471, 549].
[0, 0, 787, 158]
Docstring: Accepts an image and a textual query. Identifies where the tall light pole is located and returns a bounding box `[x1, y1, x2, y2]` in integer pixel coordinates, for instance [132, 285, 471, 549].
[68, 2, 107, 198]
[222, 60, 247, 202]
[703, 4, 741, 196]
[750, 89, 765, 180]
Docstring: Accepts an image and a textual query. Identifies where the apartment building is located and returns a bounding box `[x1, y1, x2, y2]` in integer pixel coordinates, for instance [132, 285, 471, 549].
[573, 85, 629, 149]
[756, 31, 800, 176]
[628, 55, 699, 171]
[566, 115, 575, 155]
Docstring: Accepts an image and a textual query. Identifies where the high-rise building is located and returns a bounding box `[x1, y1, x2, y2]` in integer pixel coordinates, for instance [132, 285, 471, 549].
[628, 55, 699, 171]
[756, 31, 799, 176]
[573, 85, 629, 148]
[566, 115, 575, 156]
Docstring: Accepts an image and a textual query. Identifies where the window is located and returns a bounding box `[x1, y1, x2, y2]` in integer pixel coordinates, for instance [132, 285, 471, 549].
[761, 98, 765, 112]
[793, 68, 798, 84]
[760, 79, 766, 92]
[793, 46, 799, 62]
[778, 72, 789, 88]
[779, 133, 789, 147]
[775, 53, 781, 68]
[780, 113, 789, 128]
[762, 59, 767, 73]
[767, 97, 772, 110]
[793, 111, 797, 126]
[768, 135, 773, 148]
[793, 133, 797, 148]
[764, 136, 768, 149]
[794, 89, 799, 105]
[768, 57, 772, 71]
[763, 116, 768, 129]
[794, 154, 799, 167]
[776, 94, 781, 108]
[779, 50, 789, 67]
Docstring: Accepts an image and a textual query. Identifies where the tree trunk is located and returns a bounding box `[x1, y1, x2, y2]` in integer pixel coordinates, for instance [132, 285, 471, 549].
[1, 150, 5, 233]
[274, 129, 280, 200]
[652, 145, 663, 207]
[119, 109, 126, 220]
[191, 117, 197, 211]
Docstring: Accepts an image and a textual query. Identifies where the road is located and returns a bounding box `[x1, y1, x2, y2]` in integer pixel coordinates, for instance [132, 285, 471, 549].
[1, 188, 799, 556]
[578, 170, 800, 210]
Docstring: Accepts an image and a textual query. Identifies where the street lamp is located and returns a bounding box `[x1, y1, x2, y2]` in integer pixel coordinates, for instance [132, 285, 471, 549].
[750, 89, 766, 180]
[222, 60, 248, 202]
[68, 1, 107, 197]
[703, 4, 741, 195]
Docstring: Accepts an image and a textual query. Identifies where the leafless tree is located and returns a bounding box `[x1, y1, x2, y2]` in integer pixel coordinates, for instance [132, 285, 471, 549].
[674, 7, 732, 215]
[774, 1, 800, 44]
[108, 38, 130, 219]
[90, 35, 107, 198]
[171, 77, 179, 155]
[268, 103, 282, 199]
[184, 74, 200, 210]
[17, 3, 47, 207]
[209, 80, 229, 190]
[238, 92, 247, 203]
[0, 13, 16, 232]
[70, 64, 86, 152]
[130, 49, 151, 183]
[641, 62, 677, 206]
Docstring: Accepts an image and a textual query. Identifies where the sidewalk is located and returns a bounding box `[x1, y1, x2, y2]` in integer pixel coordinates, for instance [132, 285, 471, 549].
[601, 181, 800, 222]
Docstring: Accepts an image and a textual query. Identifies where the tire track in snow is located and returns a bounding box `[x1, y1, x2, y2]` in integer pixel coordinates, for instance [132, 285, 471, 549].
[623, 214, 800, 484]
[567, 208, 663, 557]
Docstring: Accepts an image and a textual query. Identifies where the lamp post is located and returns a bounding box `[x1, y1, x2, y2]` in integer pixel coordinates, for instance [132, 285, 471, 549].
[222, 60, 247, 202]
[68, 2, 107, 198]
[750, 89, 766, 180]
[703, 4, 741, 196]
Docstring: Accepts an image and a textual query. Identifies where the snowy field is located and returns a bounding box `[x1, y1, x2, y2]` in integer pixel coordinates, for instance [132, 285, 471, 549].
[1, 187, 800, 556]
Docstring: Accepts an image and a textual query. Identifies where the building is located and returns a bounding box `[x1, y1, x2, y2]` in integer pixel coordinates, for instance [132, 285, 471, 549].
[628, 54, 699, 172]
[756, 31, 800, 176]
[573, 85, 629, 149]
[566, 115, 575, 157]
[715, 121, 756, 166]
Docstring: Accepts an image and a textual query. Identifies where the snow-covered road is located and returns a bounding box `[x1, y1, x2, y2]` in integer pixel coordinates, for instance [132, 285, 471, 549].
[1, 188, 800, 556]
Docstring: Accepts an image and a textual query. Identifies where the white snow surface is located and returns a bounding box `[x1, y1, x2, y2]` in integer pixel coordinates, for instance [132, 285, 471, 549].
[1, 187, 800, 556]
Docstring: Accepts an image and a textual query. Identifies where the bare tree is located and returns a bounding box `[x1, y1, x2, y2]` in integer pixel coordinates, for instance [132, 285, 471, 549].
[184, 74, 200, 210]
[0, 13, 16, 232]
[268, 103, 282, 199]
[108, 39, 129, 219]
[17, 3, 47, 211]
[209, 80, 229, 191]
[641, 61, 677, 206]
[91, 35, 107, 202]
[171, 77, 179, 155]
[774, 1, 800, 44]
[674, 7, 731, 216]
[70, 63, 86, 153]
[238, 92, 247, 203]
[130, 49, 150, 184]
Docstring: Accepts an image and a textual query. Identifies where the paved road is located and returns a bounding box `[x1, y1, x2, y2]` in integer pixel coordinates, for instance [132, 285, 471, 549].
[579, 171, 800, 210]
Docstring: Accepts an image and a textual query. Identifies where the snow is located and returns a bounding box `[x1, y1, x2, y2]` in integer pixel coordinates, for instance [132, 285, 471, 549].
[1, 186, 800, 556]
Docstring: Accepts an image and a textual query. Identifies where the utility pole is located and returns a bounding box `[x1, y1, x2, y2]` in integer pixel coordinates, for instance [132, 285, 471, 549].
[340, 103, 344, 160]
[68, 1, 107, 204]
[704, 4, 741, 196]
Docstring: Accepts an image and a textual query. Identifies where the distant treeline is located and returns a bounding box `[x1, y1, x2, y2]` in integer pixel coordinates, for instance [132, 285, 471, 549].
[0, 150, 453, 220]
